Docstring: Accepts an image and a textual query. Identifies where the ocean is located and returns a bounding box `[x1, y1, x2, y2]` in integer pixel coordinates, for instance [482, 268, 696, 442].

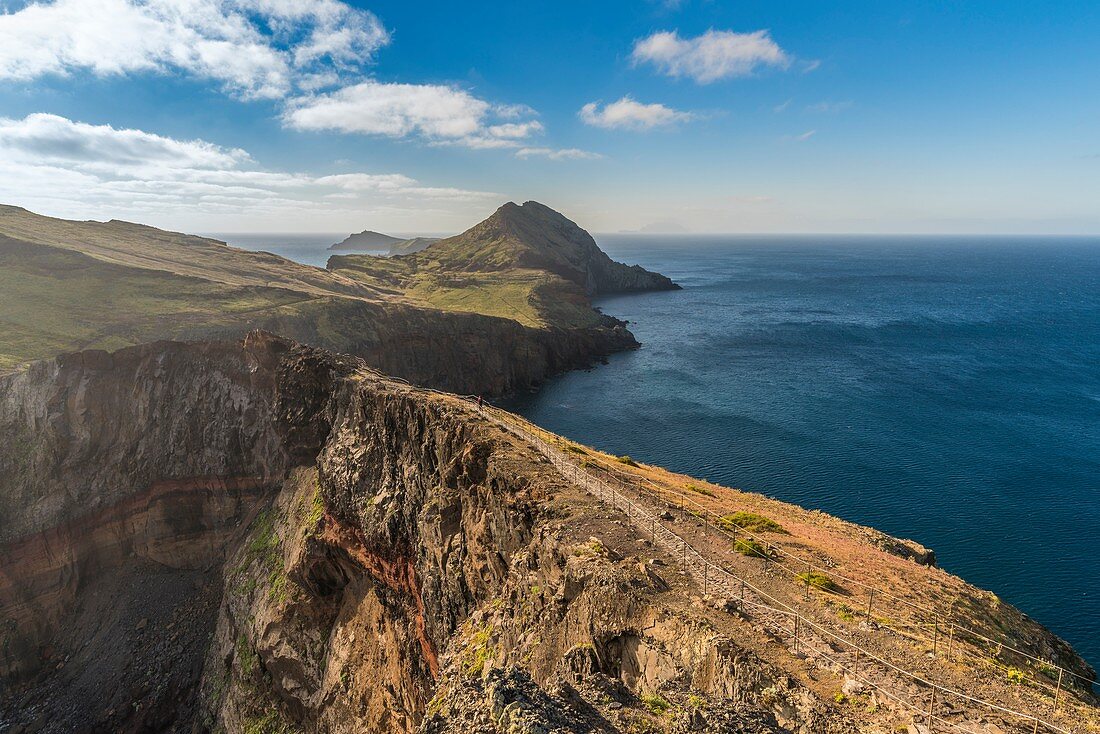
[504, 235, 1100, 669]
[206, 233, 375, 267]
[234, 231, 1100, 668]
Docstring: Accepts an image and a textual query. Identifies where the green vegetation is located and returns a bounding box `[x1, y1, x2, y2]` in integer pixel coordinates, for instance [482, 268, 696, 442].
[833, 691, 848, 704]
[232, 508, 292, 604]
[572, 539, 605, 558]
[242, 710, 297, 734]
[236, 635, 258, 677]
[717, 511, 785, 534]
[1006, 667, 1026, 685]
[1037, 660, 1059, 678]
[303, 483, 325, 538]
[686, 694, 706, 710]
[564, 444, 588, 455]
[797, 570, 839, 592]
[640, 693, 671, 715]
[462, 624, 494, 677]
[833, 603, 857, 621]
[616, 455, 638, 466]
[0, 206, 390, 370]
[733, 538, 770, 558]
[685, 483, 715, 497]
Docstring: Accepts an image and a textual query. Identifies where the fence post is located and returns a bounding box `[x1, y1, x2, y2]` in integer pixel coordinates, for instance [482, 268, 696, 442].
[794, 615, 800, 653]
[926, 685, 936, 730]
[740, 579, 746, 612]
[932, 622, 939, 658]
[947, 623, 955, 662]
[683, 537, 687, 572]
[651, 517, 656, 545]
[704, 561, 708, 596]
[1054, 667, 1063, 712]
[803, 562, 811, 600]
[866, 588, 875, 621]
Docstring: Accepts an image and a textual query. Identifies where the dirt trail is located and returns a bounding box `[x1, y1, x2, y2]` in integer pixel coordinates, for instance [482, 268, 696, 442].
[480, 404, 1087, 734]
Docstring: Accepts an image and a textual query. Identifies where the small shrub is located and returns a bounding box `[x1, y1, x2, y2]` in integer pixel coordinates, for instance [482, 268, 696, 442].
[734, 538, 769, 558]
[640, 693, 671, 715]
[303, 485, 325, 537]
[717, 511, 785, 534]
[236, 635, 257, 677]
[1006, 667, 1026, 685]
[834, 604, 856, 621]
[833, 691, 848, 704]
[685, 483, 715, 497]
[565, 444, 587, 455]
[797, 570, 838, 592]
[616, 455, 637, 466]
[686, 694, 706, 710]
[242, 711, 297, 734]
[572, 540, 604, 557]
[462, 625, 494, 677]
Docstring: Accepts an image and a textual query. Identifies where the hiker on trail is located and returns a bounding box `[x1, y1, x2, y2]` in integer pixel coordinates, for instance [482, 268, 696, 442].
[477, 395, 483, 409]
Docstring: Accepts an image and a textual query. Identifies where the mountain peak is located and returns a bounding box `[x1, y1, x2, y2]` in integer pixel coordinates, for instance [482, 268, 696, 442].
[417, 201, 679, 296]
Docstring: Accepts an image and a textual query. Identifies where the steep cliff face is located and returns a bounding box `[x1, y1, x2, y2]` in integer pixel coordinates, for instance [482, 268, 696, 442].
[223, 296, 638, 396]
[1, 335, 1096, 734]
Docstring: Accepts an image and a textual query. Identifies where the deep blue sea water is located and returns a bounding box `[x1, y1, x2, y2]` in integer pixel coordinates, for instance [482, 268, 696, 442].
[503, 235, 1100, 669]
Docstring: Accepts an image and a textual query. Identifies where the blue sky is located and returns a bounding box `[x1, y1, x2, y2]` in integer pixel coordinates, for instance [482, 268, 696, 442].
[0, 0, 1097, 234]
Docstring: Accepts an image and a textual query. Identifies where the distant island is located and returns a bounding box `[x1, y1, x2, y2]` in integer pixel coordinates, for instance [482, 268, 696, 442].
[328, 229, 441, 256]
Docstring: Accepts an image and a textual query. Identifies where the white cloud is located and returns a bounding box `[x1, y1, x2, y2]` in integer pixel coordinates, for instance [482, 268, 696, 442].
[0, 113, 498, 227]
[284, 80, 544, 149]
[0, 113, 250, 169]
[0, 0, 389, 99]
[579, 97, 695, 131]
[785, 129, 816, 142]
[515, 147, 604, 161]
[631, 29, 789, 84]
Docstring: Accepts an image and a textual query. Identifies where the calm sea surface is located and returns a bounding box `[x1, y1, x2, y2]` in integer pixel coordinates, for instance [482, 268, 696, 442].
[504, 235, 1100, 668]
[207, 233, 373, 267]
[234, 231, 1100, 667]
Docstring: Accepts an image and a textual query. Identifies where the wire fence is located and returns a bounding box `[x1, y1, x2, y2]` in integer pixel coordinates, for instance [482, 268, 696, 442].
[468, 401, 1094, 734]
[367, 374, 1096, 733]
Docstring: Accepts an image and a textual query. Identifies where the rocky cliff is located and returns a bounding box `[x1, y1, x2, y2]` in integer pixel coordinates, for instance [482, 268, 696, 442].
[1, 335, 1095, 733]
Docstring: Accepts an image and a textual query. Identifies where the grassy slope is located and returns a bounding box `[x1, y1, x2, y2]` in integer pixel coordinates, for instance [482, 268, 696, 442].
[0, 204, 611, 371]
[0, 237, 319, 370]
[327, 203, 619, 329]
[0, 206, 382, 298]
[328, 253, 601, 329]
